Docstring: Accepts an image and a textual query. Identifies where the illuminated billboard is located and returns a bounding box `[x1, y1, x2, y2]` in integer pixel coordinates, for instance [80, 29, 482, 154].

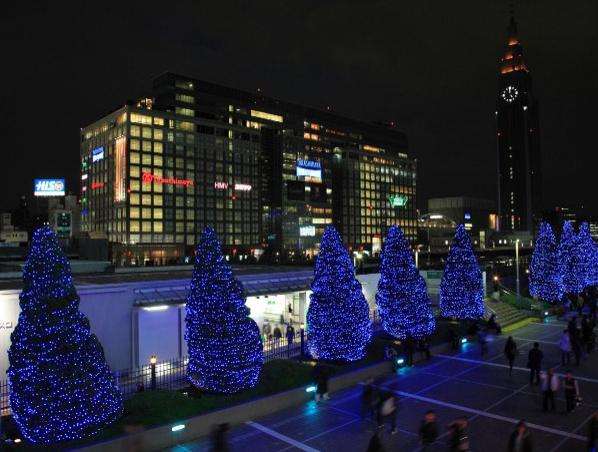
[299, 225, 316, 237]
[388, 194, 408, 208]
[34, 179, 65, 197]
[92, 146, 104, 163]
[296, 160, 321, 179]
[114, 136, 127, 202]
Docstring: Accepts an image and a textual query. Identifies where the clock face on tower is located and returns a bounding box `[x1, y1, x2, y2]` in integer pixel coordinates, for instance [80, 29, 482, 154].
[501, 85, 519, 103]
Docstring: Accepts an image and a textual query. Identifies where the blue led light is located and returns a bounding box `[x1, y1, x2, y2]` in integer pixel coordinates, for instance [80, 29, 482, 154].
[185, 227, 263, 394]
[7, 227, 122, 445]
[560, 221, 586, 295]
[171, 424, 185, 432]
[305, 385, 317, 393]
[461, 337, 468, 344]
[396, 358, 405, 365]
[306, 226, 372, 361]
[530, 222, 564, 302]
[576, 222, 598, 290]
[376, 226, 436, 340]
[439, 225, 484, 319]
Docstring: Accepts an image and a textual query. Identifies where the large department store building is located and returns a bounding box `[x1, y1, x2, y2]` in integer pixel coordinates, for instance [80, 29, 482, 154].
[80, 72, 417, 264]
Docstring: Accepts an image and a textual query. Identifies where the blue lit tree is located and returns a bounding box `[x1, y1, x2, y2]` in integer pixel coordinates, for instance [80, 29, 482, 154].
[376, 226, 435, 339]
[307, 226, 372, 361]
[577, 222, 598, 289]
[439, 224, 484, 319]
[185, 227, 263, 393]
[529, 222, 564, 302]
[7, 227, 122, 445]
[560, 221, 585, 295]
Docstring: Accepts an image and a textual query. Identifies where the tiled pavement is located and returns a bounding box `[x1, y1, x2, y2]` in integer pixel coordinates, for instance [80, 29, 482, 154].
[169, 320, 597, 451]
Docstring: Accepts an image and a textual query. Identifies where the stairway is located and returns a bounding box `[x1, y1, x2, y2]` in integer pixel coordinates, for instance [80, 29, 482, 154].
[485, 299, 534, 329]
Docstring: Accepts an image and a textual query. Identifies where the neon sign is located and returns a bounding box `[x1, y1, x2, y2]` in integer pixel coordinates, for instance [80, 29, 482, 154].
[91, 182, 105, 190]
[34, 179, 65, 197]
[214, 181, 228, 190]
[388, 194, 408, 208]
[234, 183, 252, 191]
[142, 172, 194, 187]
[92, 146, 104, 163]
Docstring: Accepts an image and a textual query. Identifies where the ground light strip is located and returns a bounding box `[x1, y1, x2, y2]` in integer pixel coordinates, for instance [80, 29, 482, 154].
[246, 421, 320, 451]
[392, 390, 586, 441]
[436, 354, 598, 384]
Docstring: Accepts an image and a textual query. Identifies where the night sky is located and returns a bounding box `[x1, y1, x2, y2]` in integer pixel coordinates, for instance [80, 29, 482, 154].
[6, 1, 598, 216]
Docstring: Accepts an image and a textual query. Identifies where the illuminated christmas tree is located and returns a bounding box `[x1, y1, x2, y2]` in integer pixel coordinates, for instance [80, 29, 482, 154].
[577, 222, 598, 289]
[439, 224, 484, 319]
[529, 222, 564, 302]
[307, 226, 372, 361]
[185, 227, 263, 393]
[560, 221, 585, 295]
[7, 227, 122, 445]
[376, 226, 435, 339]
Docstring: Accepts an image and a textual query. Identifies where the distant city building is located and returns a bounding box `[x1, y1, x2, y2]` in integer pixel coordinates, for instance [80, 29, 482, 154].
[81, 73, 417, 265]
[422, 197, 497, 250]
[496, 13, 541, 232]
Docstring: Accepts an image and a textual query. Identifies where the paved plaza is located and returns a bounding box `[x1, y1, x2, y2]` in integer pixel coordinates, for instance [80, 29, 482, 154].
[170, 320, 598, 451]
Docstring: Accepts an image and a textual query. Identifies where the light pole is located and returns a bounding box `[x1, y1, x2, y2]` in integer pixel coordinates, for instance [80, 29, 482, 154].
[515, 239, 520, 298]
[150, 355, 157, 391]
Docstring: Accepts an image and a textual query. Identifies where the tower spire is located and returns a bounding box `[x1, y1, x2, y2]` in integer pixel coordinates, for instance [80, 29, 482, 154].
[499, 1, 528, 75]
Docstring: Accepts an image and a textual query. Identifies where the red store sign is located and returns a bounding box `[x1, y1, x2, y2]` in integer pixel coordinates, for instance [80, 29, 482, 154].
[142, 172, 194, 187]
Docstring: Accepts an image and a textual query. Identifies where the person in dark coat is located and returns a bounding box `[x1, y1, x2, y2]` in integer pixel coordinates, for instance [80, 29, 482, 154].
[404, 337, 415, 366]
[211, 423, 230, 452]
[419, 410, 439, 451]
[313, 363, 330, 402]
[361, 379, 378, 420]
[449, 326, 459, 350]
[507, 420, 533, 452]
[504, 336, 517, 376]
[587, 411, 598, 452]
[286, 323, 295, 345]
[447, 417, 470, 451]
[527, 342, 543, 385]
[366, 430, 385, 452]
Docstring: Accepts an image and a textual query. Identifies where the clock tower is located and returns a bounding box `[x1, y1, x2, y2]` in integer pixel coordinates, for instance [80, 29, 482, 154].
[496, 13, 541, 231]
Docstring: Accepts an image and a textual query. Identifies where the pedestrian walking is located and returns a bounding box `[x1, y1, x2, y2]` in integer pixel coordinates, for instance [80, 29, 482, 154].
[541, 368, 560, 412]
[507, 420, 533, 452]
[504, 336, 518, 376]
[211, 423, 230, 452]
[587, 411, 598, 452]
[419, 410, 439, 451]
[273, 325, 282, 341]
[572, 335, 583, 366]
[286, 323, 295, 345]
[313, 363, 330, 402]
[449, 326, 459, 350]
[404, 337, 415, 366]
[527, 342, 543, 385]
[478, 328, 488, 358]
[447, 417, 470, 451]
[559, 330, 572, 366]
[418, 338, 432, 361]
[366, 430, 385, 452]
[361, 379, 378, 420]
[377, 391, 398, 434]
[563, 372, 580, 414]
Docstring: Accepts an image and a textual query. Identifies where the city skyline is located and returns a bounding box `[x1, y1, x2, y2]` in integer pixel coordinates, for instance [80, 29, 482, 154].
[5, 1, 598, 216]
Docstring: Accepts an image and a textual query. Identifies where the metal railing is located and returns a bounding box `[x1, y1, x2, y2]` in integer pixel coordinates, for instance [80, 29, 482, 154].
[0, 317, 383, 415]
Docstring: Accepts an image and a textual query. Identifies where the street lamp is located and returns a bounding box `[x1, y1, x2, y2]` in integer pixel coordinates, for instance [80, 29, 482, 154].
[150, 355, 157, 390]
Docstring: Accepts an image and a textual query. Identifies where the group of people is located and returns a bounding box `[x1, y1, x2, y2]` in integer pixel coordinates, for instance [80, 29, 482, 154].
[559, 313, 596, 367]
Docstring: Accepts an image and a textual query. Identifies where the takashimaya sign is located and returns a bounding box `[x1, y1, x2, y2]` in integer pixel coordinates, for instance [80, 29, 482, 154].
[142, 172, 194, 187]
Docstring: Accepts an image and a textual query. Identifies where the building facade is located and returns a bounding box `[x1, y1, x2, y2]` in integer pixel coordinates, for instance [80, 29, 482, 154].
[496, 15, 541, 232]
[81, 73, 417, 265]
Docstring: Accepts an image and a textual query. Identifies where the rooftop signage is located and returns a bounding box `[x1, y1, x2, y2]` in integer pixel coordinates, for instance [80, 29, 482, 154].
[34, 179, 65, 197]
